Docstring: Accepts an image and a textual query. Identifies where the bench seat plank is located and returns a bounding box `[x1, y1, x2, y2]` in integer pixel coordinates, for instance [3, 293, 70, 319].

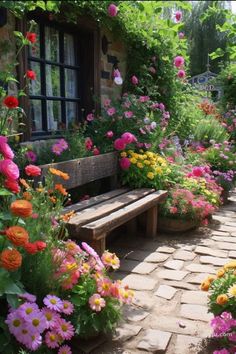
[80, 190, 167, 239]
[63, 188, 129, 214]
[67, 188, 154, 233]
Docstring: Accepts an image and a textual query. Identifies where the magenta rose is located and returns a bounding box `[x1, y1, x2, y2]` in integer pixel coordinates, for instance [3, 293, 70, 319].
[177, 70, 186, 78]
[0, 159, 19, 180]
[106, 131, 114, 138]
[131, 75, 138, 85]
[0, 136, 14, 159]
[114, 138, 126, 150]
[119, 157, 131, 170]
[121, 132, 136, 144]
[108, 3, 118, 17]
[174, 56, 185, 68]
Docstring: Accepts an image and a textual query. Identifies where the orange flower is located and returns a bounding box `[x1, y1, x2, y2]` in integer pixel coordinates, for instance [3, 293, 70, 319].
[10, 200, 33, 218]
[6, 226, 29, 246]
[23, 191, 32, 201]
[49, 196, 57, 204]
[207, 275, 217, 283]
[55, 184, 68, 196]
[20, 178, 30, 189]
[200, 280, 210, 291]
[49, 168, 69, 180]
[0, 249, 22, 271]
[61, 210, 75, 222]
[216, 294, 228, 305]
[217, 268, 225, 278]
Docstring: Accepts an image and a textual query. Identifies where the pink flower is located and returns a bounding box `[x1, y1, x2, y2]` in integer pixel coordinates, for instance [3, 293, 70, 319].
[170, 206, 178, 214]
[55, 318, 75, 340]
[85, 137, 93, 151]
[107, 107, 116, 116]
[178, 32, 185, 39]
[26, 311, 47, 334]
[119, 157, 131, 170]
[174, 56, 185, 68]
[113, 68, 121, 78]
[124, 111, 133, 118]
[25, 150, 37, 162]
[131, 75, 138, 85]
[89, 294, 106, 312]
[159, 103, 165, 111]
[106, 130, 114, 138]
[93, 147, 100, 156]
[19, 302, 39, 320]
[177, 69, 186, 78]
[45, 331, 60, 349]
[86, 113, 94, 122]
[114, 138, 126, 150]
[97, 278, 112, 296]
[121, 132, 136, 144]
[61, 301, 74, 315]
[0, 159, 19, 180]
[139, 96, 150, 103]
[108, 3, 118, 17]
[24, 333, 42, 351]
[41, 307, 59, 329]
[43, 295, 63, 312]
[31, 213, 39, 219]
[18, 293, 36, 303]
[0, 136, 14, 159]
[52, 143, 63, 155]
[25, 164, 41, 177]
[5, 311, 24, 336]
[103, 98, 111, 107]
[175, 10, 182, 22]
[58, 345, 72, 354]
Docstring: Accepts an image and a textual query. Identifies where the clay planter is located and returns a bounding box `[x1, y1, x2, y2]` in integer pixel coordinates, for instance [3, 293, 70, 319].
[158, 216, 199, 233]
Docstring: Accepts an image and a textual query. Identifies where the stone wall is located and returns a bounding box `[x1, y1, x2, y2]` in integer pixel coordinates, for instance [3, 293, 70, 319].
[100, 27, 127, 104]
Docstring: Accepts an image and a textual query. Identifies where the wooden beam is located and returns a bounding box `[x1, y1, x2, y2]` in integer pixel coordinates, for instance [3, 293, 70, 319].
[146, 205, 158, 238]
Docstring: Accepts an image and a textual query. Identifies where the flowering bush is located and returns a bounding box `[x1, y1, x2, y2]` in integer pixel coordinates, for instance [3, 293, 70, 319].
[120, 150, 171, 190]
[203, 142, 236, 173]
[221, 109, 236, 141]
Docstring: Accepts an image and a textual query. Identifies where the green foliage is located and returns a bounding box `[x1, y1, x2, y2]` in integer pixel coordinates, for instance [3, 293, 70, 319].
[217, 64, 236, 110]
[203, 143, 236, 172]
[193, 115, 229, 144]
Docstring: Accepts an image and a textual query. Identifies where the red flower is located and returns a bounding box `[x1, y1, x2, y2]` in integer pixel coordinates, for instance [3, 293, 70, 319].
[26, 70, 36, 80]
[4, 179, 20, 194]
[3, 96, 19, 109]
[26, 32, 37, 44]
[25, 165, 41, 177]
[24, 242, 38, 254]
[93, 147, 100, 156]
[35, 241, 47, 251]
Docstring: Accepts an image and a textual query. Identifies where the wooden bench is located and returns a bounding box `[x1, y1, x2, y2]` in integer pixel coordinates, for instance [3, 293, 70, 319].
[39, 152, 167, 254]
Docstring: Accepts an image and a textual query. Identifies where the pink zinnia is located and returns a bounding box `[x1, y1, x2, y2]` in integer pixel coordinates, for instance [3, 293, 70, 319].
[0, 136, 14, 159]
[61, 301, 74, 315]
[121, 132, 136, 144]
[107, 107, 116, 116]
[89, 294, 106, 312]
[175, 10, 182, 22]
[124, 111, 133, 118]
[108, 3, 118, 17]
[58, 345, 72, 354]
[45, 330, 60, 349]
[52, 143, 63, 155]
[0, 159, 19, 180]
[131, 75, 138, 85]
[55, 318, 75, 340]
[106, 130, 114, 138]
[25, 164, 41, 177]
[177, 69, 186, 78]
[119, 157, 131, 170]
[43, 295, 63, 312]
[114, 138, 126, 150]
[25, 150, 37, 162]
[174, 56, 185, 68]
[86, 113, 94, 122]
[57, 138, 68, 150]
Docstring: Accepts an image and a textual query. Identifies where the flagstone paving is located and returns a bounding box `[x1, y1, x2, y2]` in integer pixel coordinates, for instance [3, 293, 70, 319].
[79, 192, 236, 353]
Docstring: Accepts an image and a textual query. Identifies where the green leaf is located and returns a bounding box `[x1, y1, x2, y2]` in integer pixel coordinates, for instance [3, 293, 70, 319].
[0, 212, 12, 221]
[6, 294, 20, 308]
[0, 189, 13, 196]
[4, 279, 22, 295]
[13, 31, 24, 39]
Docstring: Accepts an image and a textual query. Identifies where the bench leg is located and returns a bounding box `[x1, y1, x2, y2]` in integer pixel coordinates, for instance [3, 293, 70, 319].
[90, 235, 106, 256]
[146, 205, 158, 238]
[127, 218, 137, 235]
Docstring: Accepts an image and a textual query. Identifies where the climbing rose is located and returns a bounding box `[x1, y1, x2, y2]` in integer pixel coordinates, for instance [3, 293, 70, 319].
[25, 165, 41, 177]
[0, 136, 14, 159]
[131, 75, 138, 85]
[114, 138, 126, 151]
[175, 11, 182, 22]
[177, 70, 186, 78]
[178, 32, 185, 39]
[26, 70, 36, 80]
[121, 132, 136, 144]
[86, 113, 94, 122]
[26, 32, 37, 43]
[119, 157, 131, 170]
[174, 56, 185, 68]
[108, 3, 118, 17]
[106, 131, 114, 138]
[3, 96, 19, 109]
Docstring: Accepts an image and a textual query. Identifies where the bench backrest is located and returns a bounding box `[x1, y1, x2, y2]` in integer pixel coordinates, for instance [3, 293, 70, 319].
[39, 152, 118, 190]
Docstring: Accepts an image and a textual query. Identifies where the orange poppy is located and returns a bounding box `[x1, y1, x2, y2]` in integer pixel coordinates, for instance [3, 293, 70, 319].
[6, 226, 29, 246]
[19, 178, 30, 189]
[49, 168, 69, 180]
[49, 196, 57, 204]
[0, 249, 22, 271]
[55, 184, 68, 196]
[10, 199, 33, 218]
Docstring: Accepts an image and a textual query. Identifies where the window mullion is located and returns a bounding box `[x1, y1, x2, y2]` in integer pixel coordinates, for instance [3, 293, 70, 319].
[40, 23, 47, 132]
[59, 31, 66, 127]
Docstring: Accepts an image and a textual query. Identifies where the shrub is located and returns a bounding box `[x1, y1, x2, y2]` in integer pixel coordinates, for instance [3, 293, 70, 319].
[193, 115, 229, 145]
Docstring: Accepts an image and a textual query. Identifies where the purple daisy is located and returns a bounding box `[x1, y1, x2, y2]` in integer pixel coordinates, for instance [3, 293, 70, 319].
[42, 307, 60, 329]
[5, 310, 24, 336]
[24, 333, 42, 351]
[45, 330, 60, 349]
[26, 311, 47, 334]
[19, 302, 39, 320]
[43, 295, 63, 312]
[55, 318, 75, 340]
[18, 292, 37, 303]
[61, 301, 74, 315]
[58, 344, 73, 354]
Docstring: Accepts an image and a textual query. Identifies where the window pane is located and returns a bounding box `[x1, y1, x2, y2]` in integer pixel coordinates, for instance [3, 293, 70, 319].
[64, 33, 75, 65]
[45, 26, 59, 62]
[29, 62, 41, 96]
[46, 65, 60, 97]
[65, 69, 78, 98]
[30, 100, 42, 132]
[66, 102, 77, 128]
[47, 101, 62, 130]
[29, 23, 40, 58]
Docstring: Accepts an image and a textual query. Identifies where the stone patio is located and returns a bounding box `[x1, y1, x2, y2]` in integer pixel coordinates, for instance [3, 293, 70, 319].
[78, 191, 236, 354]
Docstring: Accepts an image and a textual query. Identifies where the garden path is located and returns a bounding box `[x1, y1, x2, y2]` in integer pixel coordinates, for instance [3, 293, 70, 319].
[78, 191, 236, 354]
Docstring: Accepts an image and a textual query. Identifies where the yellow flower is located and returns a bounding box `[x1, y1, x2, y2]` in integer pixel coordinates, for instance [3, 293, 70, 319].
[143, 154, 147, 159]
[133, 153, 139, 159]
[128, 150, 133, 154]
[147, 172, 154, 180]
[224, 261, 236, 270]
[120, 152, 127, 158]
[216, 268, 225, 278]
[130, 158, 137, 164]
[144, 160, 150, 165]
[155, 166, 163, 174]
[137, 162, 144, 169]
[146, 152, 154, 158]
[228, 284, 236, 297]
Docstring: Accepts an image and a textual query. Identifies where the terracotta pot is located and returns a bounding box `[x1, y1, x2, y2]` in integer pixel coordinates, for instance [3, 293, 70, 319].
[158, 216, 199, 233]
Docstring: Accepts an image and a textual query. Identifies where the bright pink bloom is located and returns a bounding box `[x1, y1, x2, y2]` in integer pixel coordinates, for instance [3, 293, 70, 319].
[139, 96, 150, 103]
[169, 206, 178, 214]
[5, 311, 24, 336]
[119, 157, 131, 170]
[114, 138, 126, 150]
[106, 130, 114, 138]
[25, 150, 37, 162]
[41, 307, 59, 329]
[124, 111, 133, 118]
[0, 159, 19, 180]
[121, 132, 136, 144]
[175, 10, 182, 22]
[61, 301, 74, 315]
[0, 136, 14, 159]
[55, 318, 75, 340]
[25, 164, 41, 177]
[97, 278, 112, 296]
[159, 103, 165, 111]
[174, 56, 185, 68]
[86, 113, 94, 122]
[131, 75, 138, 85]
[43, 295, 63, 312]
[45, 331, 60, 349]
[89, 293, 106, 312]
[93, 147, 100, 156]
[26, 311, 47, 334]
[18, 293, 36, 303]
[107, 107, 116, 116]
[19, 302, 39, 320]
[24, 333, 42, 351]
[103, 98, 111, 107]
[85, 137, 93, 151]
[178, 32, 185, 39]
[177, 69, 186, 78]
[58, 345, 73, 354]
[108, 3, 118, 17]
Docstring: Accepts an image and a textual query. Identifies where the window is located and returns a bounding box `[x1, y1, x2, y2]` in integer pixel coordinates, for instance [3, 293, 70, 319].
[28, 21, 80, 135]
